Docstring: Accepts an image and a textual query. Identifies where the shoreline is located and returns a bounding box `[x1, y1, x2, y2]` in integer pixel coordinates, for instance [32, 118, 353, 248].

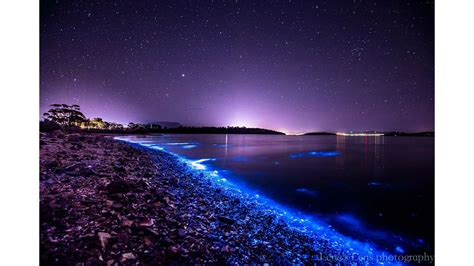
[40, 132, 393, 264]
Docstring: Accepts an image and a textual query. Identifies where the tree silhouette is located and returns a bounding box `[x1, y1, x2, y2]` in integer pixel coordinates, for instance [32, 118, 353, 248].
[43, 104, 86, 127]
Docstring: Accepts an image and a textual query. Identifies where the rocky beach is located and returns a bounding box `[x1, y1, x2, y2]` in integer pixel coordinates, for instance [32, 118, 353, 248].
[40, 132, 386, 265]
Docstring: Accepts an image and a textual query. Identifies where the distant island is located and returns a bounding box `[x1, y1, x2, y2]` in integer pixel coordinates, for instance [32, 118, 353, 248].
[304, 132, 336, 136]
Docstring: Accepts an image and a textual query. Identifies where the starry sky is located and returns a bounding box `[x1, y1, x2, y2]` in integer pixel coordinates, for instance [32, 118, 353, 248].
[40, 0, 434, 133]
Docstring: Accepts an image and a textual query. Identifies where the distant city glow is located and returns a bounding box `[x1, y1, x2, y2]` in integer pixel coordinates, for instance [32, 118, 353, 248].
[336, 132, 384, 137]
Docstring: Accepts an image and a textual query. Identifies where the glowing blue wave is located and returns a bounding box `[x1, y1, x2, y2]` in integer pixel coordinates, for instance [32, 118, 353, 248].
[295, 188, 319, 197]
[181, 144, 198, 149]
[114, 137, 404, 265]
[289, 151, 340, 159]
[213, 143, 231, 148]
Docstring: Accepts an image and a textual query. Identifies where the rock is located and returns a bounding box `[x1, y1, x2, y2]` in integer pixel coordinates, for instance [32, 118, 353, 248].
[139, 218, 154, 227]
[169, 246, 178, 254]
[122, 219, 133, 227]
[78, 166, 96, 177]
[143, 236, 152, 246]
[146, 228, 160, 236]
[51, 130, 65, 138]
[106, 180, 132, 194]
[121, 252, 136, 262]
[217, 216, 235, 225]
[143, 193, 153, 200]
[143, 172, 152, 178]
[112, 202, 123, 209]
[67, 134, 82, 142]
[117, 232, 130, 244]
[114, 166, 127, 174]
[221, 245, 230, 252]
[46, 160, 60, 169]
[98, 232, 111, 250]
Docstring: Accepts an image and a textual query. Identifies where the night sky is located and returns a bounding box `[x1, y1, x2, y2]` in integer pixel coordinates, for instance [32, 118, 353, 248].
[40, 0, 434, 134]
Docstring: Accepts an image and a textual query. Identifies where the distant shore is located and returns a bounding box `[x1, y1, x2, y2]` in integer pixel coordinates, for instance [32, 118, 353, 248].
[40, 131, 391, 264]
[41, 119, 433, 137]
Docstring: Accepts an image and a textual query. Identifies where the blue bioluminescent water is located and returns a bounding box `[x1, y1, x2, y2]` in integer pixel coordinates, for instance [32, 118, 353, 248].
[290, 151, 340, 158]
[295, 188, 319, 197]
[114, 134, 434, 260]
[368, 182, 392, 189]
[181, 144, 197, 149]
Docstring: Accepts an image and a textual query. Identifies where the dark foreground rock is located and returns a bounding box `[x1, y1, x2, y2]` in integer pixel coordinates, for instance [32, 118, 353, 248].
[40, 132, 373, 265]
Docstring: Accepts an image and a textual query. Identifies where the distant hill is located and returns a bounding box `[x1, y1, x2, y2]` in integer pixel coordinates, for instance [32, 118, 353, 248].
[78, 125, 285, 135]
[304, 132, 336, 136]
[160, 126, 285, 135]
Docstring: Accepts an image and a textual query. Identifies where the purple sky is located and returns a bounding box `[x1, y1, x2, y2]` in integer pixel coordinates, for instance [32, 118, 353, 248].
[41, 0, 434, 133]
